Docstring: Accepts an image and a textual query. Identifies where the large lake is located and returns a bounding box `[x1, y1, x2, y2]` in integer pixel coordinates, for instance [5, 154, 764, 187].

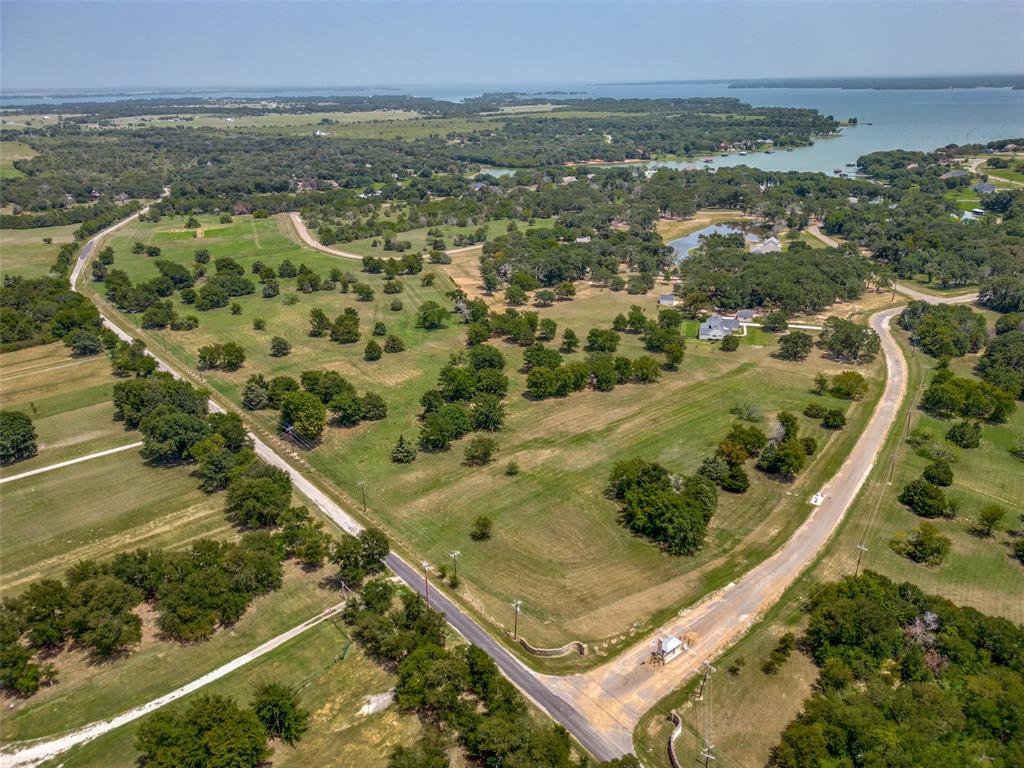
[5, 81, 1022, 174]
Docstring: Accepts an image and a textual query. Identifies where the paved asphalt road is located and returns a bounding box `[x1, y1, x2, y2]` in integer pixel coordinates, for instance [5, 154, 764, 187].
[5, 212, 972, 765]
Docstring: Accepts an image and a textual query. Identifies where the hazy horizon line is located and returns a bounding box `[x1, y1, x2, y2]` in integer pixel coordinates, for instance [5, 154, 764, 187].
[4, 72, 1024, 97]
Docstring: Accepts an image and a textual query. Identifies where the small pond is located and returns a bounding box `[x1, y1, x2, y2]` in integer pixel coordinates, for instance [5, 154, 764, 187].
[668, 223, 763, 262]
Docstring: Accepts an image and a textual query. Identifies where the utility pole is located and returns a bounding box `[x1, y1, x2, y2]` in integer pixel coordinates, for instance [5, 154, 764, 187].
[855, 543, 868, 576]
[695, 661, 716, 767]
[422, 562, 432, 607]
[511, 599, 522, 640]
[358, 480, 366, 511]
[449, 550, 460, 582]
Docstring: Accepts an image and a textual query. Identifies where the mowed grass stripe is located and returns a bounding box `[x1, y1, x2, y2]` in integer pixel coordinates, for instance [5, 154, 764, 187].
[0, 450, 214, 587]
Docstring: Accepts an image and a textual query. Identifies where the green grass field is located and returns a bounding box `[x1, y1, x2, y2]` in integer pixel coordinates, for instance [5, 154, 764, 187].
[0, 222, 79, 278]
[635, 323, 1024, 768]
[0, 344, 231, 595]
[86, 214, 883, 658]
[0, 139, 36, 178]
[39, 619, 419, 768]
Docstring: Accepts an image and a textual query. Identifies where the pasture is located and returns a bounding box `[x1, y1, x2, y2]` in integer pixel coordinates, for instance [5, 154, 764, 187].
[91, 213, 883, 654]
[40, 619, 417, 768]
[0, 139, 36, 178]
[0, 343, 229, 595]
[2, 565, 340, 743]
[0, 223, 79, 278]
[635, 325, 1024, 768]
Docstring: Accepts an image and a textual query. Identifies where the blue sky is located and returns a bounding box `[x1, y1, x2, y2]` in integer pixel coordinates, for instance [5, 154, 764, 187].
[2, 1, 1022, 91]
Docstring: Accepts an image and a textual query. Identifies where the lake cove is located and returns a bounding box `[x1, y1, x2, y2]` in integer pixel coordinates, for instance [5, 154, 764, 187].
[669, 222, 760, 261]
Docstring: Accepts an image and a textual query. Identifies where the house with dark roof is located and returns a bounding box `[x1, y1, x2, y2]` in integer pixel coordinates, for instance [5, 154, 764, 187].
[698, 314, 740, 340]
[939, 170, 967, 180]
[735, 309, 755, 322]
[972, 183, 996, 194]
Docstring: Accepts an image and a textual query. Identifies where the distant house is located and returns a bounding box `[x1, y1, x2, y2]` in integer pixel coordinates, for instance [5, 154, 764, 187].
[659, 294, 679, 307]
[735, 309, 755, 322]
[972, 183, 996, 194]
[698, 314, 740, 340]
[939, 170, 967, 180]
[751, 236, 782, 255]
[575, 236, 592, 243]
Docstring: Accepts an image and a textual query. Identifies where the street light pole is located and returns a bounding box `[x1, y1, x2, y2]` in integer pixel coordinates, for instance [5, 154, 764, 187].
[422, 561, 432, 607]
[511, 599, 522, 640]
[449, 550, 460, 582]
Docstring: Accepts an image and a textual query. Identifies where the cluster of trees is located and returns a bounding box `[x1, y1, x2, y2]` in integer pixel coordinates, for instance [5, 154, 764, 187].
[197, 342, 246, 371]
[480, 227, 671, 294]
[921, 368, 1016, 422]
[342, 577, 629, 768]
[695, 409, 820, 498]
[977, 329, 1024, 400]
[242, 369, 388, 443]
[414, 345, 509, 454]
[2, 369, 391, 698]
[0, 275, 101, 351]
[606, 458, 718, 555]
[135, 685, 309, 768]
[0, 199, 140, 234]
[768, 572, 1024, 768]
[0, 410, 37, 464]
[817, 316, 880, 363]
[678, 235, 873, 313]
[898, 301, 988, 358]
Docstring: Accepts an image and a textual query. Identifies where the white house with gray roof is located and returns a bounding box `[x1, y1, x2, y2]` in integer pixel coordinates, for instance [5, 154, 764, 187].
[698, 314, 740, 340]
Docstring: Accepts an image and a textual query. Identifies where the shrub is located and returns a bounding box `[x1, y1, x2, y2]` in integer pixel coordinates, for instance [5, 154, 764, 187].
[720, 463, 750, 493]
[253, 318, 266, 331]
[364, 339, 382, 361]
[383, 335, 405, 353]
[720, 334, 740, 352]
[270, 337, 291, 357]
[761, 632, 796, 674]
[464, 436, 498, 466]
[470, 515, 493, 541]
[504, 461, 520, 476]
[804, 402, 827, 418]
[891, 522, 951, 565]
[830, 371, 868, 400]
[946, 420, 981, 449]
[922, 459, 953, 487]
[822, 409, 846, 429]
[898, 478, 950, 518]
[390, 435, 417, 463]
[390, 299, 403, 312]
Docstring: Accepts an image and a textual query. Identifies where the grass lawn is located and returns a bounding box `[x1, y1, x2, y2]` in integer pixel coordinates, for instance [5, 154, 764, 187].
[39, 619, 418, 768]
[946, 187, 981, 211]
[0, 222, 79, 278]
[2, 565, 341, 743]
[0, 139, 36, 178]
[634, 324, 1024, 768]
[88, 214, 883, 659]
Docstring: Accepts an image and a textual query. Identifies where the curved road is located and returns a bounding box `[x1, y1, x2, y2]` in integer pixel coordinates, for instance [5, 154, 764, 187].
[3, 210, 972, 765]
